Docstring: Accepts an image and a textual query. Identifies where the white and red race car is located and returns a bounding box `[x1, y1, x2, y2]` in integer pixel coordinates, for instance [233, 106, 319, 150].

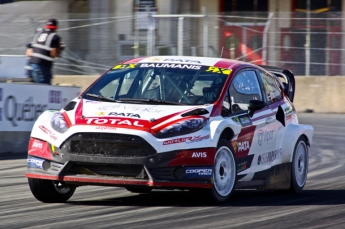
[26, 56, 314, 203]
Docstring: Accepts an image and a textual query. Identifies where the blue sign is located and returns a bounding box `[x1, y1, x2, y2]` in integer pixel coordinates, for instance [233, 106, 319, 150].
[27, 156, 45, 169]
[184, 167, 213, 179]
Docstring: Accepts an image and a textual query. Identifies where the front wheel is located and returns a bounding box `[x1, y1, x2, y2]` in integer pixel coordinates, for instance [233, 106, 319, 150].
[125, 187, 152, 193]
[290, 136, 309, 193]
[211, 139, 237, 203]
[28, 178, 76, 203]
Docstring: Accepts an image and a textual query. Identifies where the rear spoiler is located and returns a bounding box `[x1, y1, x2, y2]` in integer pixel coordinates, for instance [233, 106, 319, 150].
[259, 65, 296, 102]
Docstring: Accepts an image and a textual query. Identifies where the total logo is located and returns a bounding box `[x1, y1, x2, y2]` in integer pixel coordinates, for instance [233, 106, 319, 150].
[238, 141, 250, 152]
[85, 118, 144, 127]
[192, 152, 207, 158]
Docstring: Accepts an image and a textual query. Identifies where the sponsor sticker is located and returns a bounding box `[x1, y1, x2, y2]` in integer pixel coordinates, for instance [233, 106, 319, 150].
[85, 100, 102, 104]
[39, 125, 57, 141]
[32, 140, 43, 149]
[238, 114, 252, 127]
[108, 112, 141, 118]
[237, 161, 247, 173]
[95, 111, 106, 116]
[95, 126, 117, 131]
[145, 58, 201, 64]
[112, 64, 138, 69]
[238, 141, 250, 152]
[192, 152, 207, 158]
[257, 149, 282, 165]
[96, 104, 164, 113]
[163, 134, 210, 145]
[205, 66, 231, 75]
[140, 63, 201, 70]
[236, 155, 254, 172]
[258, 129, 274, 146]
[27, 156, 45, 169]
[185, 167, 213, 177]
[85, 118, 144, 127]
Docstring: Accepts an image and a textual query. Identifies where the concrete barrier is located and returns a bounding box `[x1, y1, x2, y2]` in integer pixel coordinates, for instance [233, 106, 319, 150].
[53, 75, 345, 114]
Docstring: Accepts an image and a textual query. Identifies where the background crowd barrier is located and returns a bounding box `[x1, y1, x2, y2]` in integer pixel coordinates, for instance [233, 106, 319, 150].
[0, 82, 80, 154]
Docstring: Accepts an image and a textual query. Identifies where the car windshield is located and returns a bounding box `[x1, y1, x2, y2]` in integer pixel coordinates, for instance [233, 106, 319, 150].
[82, 63, 230, 105]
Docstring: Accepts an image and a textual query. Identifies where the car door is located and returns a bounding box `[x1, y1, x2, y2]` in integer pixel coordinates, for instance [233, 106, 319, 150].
[257, 69, 286, 168]
[226, 69, 277, 181]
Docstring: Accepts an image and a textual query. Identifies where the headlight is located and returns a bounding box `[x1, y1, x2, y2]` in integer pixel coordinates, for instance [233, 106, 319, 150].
[51, 112, 69, 133]
[152, 117, 208, 139]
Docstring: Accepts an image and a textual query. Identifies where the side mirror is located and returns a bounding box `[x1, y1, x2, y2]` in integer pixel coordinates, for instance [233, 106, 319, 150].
[248, 100, 266, 117]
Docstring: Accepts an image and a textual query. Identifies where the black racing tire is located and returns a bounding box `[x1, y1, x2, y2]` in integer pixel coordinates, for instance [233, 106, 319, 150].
[289, 136, 309, 193]
[125, 187, 152, 193]
[28, 178, 76, 203]
[211, 139, 237, 203]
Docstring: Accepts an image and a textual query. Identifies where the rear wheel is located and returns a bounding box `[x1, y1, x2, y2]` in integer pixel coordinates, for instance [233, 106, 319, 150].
[28, 178, 76, 203]
[211, 139, 237, 203]
[290, 136, 309, 193]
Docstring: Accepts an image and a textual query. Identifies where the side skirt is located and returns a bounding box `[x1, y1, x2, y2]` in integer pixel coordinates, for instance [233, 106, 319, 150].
[235, 162, 292, 190]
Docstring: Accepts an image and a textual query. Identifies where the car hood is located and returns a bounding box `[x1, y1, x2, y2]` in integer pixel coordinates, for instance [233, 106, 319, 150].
[81, 99, 212, 118]
[64, 98, 214, 131]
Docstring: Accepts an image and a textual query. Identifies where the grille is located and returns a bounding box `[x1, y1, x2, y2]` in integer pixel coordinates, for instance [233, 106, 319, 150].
[150, 167, 176, 180]
[69, 162, 147, 179]
[61, 133, 156, 158]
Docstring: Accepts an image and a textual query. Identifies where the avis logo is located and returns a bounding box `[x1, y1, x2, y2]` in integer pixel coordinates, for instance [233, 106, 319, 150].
[238, 141, 250, 152]
[32, 141, 43, 149]
[192, 152, 207, 158]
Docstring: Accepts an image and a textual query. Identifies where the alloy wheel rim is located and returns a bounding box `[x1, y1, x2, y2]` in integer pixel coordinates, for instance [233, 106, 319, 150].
[213, 146, 236, 197]
[53, 181, 72, 194]
[295, 141, 308, 187]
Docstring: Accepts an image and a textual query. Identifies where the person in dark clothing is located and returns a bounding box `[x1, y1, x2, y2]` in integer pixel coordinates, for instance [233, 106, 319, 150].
[26, 18, 63, 84]
[25, 42, 34, 81]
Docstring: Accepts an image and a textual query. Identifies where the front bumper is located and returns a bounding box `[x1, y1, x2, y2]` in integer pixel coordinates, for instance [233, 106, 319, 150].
[26, 132, 216, 189]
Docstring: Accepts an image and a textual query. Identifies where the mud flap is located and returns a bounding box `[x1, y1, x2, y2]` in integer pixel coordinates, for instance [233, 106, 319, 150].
[264, 162, 291, 190]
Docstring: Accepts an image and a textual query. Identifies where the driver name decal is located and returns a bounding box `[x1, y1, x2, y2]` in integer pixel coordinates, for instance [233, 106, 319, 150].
[140, 63, 201, 70]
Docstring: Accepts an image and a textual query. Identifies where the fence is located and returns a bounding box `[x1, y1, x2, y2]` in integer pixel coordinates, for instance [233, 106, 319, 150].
[1, 10, 345, 76]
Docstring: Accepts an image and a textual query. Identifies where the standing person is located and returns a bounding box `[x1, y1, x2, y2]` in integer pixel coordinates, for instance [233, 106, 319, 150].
[26, 18, 63, 85]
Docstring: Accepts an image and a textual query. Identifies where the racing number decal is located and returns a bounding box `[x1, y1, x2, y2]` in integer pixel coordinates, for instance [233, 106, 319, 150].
[112, 64, 137, 69]
[206, 66, 231, 75]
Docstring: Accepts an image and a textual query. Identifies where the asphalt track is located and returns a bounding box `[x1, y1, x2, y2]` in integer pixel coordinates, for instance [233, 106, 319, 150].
[1, 113, 345, 229]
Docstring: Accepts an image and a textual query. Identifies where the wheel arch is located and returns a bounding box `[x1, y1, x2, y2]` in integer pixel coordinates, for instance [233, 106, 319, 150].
[280, 124, 314, 163]
[209, 119, 241, 147]
[219, 127, 235, 142]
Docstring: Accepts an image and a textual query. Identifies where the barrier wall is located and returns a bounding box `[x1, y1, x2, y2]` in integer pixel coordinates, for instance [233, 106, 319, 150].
[53, 75, 345, 114]
[0, 83, 80, 153]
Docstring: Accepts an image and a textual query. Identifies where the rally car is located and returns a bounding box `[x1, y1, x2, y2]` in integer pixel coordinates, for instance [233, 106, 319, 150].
[26, 56, 314, 203]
